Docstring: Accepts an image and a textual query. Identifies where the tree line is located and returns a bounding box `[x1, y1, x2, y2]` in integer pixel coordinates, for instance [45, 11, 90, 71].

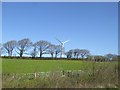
[0, 38, 118, 61]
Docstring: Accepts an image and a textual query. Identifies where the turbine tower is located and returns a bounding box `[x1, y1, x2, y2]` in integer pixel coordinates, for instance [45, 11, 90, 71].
[56, 38, 69, 58]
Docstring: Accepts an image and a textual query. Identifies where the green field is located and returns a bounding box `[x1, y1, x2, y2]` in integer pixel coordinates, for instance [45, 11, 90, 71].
[2, 58, 117, 73]
[2, 58, 92, 73]
[2, 58, 119, 88]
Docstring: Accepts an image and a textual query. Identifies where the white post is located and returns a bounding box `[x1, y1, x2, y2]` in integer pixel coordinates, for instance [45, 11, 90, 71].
[12, 73, 14, 79]
[34, 72, 37, 79]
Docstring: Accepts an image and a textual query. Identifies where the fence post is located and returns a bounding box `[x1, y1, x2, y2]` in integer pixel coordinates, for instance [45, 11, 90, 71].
[34, 72, 37, 79]
[12, 73, 15, 79]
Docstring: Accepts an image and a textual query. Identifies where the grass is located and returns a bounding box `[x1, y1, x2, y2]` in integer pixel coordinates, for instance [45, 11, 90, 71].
[2, 58, 117, 73]
[2, 58, 119, 88]
[2, 58, 96, 73]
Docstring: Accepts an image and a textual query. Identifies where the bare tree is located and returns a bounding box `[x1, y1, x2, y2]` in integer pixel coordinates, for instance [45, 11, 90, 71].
[0, 43, 4, 56]
[65, 49, 73, 59]
[73, 49, 81, 59]
[105, 53, 116, 61]
[79, 49, 90, 59]
[47, 44, 56, 58]
[94, 55, 105, 62]
[66, 49, 81, 59]
[0, 47, 4, 56]
[54, 45, 62, 58]
[87, 55, 93, 61]
[17, 38, 32, 57]
[35, 40, 51, 58]
[3, 40, 17, 56]
[30, 43, 38, 58]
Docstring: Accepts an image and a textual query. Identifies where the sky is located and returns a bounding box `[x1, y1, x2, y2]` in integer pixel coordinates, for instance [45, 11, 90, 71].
[2, 2, 118, 55]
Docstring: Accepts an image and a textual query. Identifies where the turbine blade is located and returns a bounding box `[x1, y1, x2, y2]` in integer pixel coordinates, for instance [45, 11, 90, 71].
[63, 40, 69, 43]
[56, 38, 62, 44]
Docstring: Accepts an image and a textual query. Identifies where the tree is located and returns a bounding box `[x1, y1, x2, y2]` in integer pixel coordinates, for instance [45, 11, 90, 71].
[17, 38, 32, 57]
[54, 45, 62, 58]
[65, 49, 73, 59]
[47, 44, 56, 58]
[93, 55, 105, 62]
[30, 43, 38, 58]
[3, 40, 17, 56]
[73, 49, 81, 59]
[0, 47, 4, 56]
[105, 53, 117, 61]
[35, 40, 51, 58]
[79, 49, 90, 59]
[87, 55, 93, 61]
[65, 49, 90, 59]
[0, 44, 4, 56]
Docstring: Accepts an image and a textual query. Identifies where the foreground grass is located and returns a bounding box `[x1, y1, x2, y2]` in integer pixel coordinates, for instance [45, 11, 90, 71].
[2, 58, 119, 88]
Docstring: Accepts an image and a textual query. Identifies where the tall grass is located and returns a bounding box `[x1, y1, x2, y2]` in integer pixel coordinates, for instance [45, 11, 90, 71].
[2, 59, 119, 88]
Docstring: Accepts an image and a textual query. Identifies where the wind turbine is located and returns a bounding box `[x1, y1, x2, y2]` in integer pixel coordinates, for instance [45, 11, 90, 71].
[56, 38, 69, 58]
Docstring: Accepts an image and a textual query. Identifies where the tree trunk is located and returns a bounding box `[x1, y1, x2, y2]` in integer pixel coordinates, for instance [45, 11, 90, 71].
[51, 53, 53, 58]
[8, 51, 11, 56]
[67, 55, 69, 59]
[20, 50, 23, 58]
[40, 53, 42, 58]
[40, 51, 42, 58]
[55, 52, 57, 58]
[77, 55, 79, 59]
[20, 52, 23, 58]
[10, 51, 12, 56]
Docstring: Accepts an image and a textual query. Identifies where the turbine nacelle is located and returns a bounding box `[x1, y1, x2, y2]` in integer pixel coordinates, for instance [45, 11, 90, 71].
[56, 38, 69, 45]
[56, 38, 70, 58]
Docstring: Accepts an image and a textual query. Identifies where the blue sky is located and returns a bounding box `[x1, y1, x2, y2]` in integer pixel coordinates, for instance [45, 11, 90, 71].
[2, 2, 118, 55]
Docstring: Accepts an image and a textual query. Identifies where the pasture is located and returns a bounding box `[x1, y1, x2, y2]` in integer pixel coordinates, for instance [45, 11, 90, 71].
[2, 58, 117, 73]
[2, 58, 89, 73]
[2, 58, 119, 88]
